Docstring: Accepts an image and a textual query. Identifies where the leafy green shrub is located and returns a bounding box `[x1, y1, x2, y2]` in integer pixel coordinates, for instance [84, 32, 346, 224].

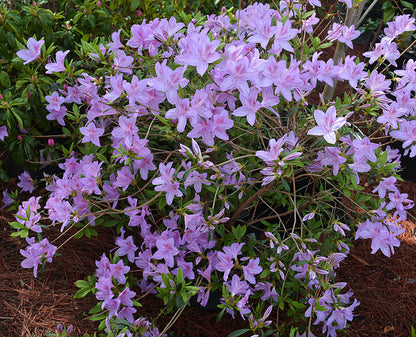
[0, 0, 244, 177]
[9, 1, 416, 336]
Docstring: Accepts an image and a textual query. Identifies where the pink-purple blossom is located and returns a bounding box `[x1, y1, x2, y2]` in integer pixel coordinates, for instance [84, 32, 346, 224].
[80, 122, 104, 147]
[152, 162, 183, 205]
[0, 126, 8, 141]
[45, 50, 69, 74]
[20, 237, 57, 277]
[152, 232, 179, 267]
[307, 106, 346, 144]
[16, 37, 44, 64]
[17, 171, 35, 193]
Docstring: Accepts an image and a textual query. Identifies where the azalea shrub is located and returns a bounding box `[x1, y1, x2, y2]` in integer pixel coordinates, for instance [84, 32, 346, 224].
[8, 0, 416, 336]
[0, 0, 137, 174]
[0, 0, 235, 176]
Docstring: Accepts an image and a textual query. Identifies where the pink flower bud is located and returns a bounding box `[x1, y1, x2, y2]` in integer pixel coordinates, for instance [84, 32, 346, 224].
[27, 92, 31, 100]
[138, 9, 143, 17]
[48, 138, 54, 147]
[34, 1, 37, 6]
[97, 0, 101, 6]
[17, 135, 23, 141]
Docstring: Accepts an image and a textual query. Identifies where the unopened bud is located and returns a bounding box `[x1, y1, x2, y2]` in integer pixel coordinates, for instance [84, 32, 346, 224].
[17, 135, 22, 141]
[134, 317, 150, 330]
[56, 324, 63, 333]
[97, 0, 101, 6]
[48, 138, 54, 147]
[138, 9, 143, 17]
[263, 305, 273, 321]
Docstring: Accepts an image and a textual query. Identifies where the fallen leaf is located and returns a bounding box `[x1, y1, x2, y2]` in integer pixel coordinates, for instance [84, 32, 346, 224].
[383, 326, 394, 333]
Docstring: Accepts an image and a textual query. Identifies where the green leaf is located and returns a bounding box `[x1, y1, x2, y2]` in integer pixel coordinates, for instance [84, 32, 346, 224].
[161, 273, 171, 288]
[319, 42, 332, 50]
[73, 287, 91, 298]
[289, 327, 298, 337]
[175, 267, 184, 283]
[103, 219, 120, 227]
[15, 79, 29, 91]
[9, 221, 25, 229]
[74, 279, 94, 298]
[400, 1, 414, 10]
[10, 229, 28, 238]
[131, 0, 141, 11]
[73, 11, 83, 24]
[87, 14, 96, 29]
[228, 329, 250, 337]
[95, 152, 108, 164]
[74, 229, 85, 239]
[0, 168, 10, 182]
[216, 306, 226, 323]
[281, 178, 290, 192]
[0, 71, 11, 88]
[232, 225, 246, 241]
[312, 37, 320, 49]
[89, 302, 103, 314]
[89, 313, 107, 321]
[7, 32, 17, 50]
[75, 279, 90, 288]
[260, 269, 270, 279]
[133, 300, 142, 307]
[378, 151, 388, 167]
[383, 8, 396, 23]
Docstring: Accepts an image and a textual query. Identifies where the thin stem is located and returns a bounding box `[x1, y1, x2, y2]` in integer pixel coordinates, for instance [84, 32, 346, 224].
[322, 1, 368, 102]
[157, 306, 187, 337]
[228, 182, 273, 228]
[356, 0, 379, 27]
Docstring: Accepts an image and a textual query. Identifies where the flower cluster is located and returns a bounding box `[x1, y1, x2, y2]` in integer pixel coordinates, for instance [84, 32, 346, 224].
[20, 237, 57, 277]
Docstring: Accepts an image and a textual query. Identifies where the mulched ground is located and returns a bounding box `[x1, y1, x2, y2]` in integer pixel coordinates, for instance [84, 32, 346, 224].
[0, 179, 250, 337]
[335, 181, 416, 337]
[1, 177, 416, 337]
